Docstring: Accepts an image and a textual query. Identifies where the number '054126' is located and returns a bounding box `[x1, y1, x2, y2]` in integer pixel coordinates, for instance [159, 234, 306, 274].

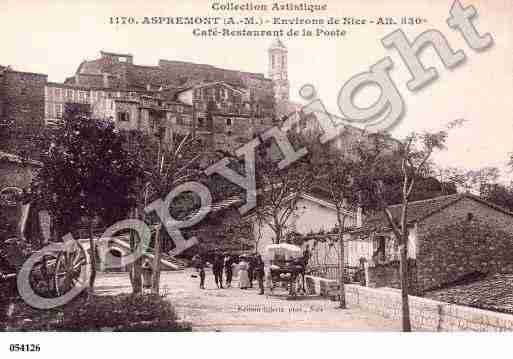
[9, 344, 40, 352]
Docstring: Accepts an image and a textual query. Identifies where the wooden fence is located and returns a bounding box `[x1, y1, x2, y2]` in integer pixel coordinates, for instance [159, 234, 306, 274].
[307, 264, 363, 283]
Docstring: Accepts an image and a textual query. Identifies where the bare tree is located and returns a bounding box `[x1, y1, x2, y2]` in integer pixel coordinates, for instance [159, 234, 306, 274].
[254, 151, 314, 244]
[128, 128, 207, 294]
[363, 131, 448, 331]
[312, 136, 359, 309]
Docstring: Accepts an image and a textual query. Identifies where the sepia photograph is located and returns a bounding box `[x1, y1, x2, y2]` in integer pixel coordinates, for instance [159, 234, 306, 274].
[0, 0, 512, 356]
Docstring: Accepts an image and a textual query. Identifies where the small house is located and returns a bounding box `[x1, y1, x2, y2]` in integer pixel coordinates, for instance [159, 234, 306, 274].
[351, 193, 513, 294]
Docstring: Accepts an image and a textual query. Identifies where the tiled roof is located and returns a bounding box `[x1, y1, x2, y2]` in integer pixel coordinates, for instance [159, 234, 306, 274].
[175, 81, 246, 94]
[100, 50, 133, 58]
[78, 59, 103, 75]
[426, 274, 513, 314]
[363, 193, 513, 231]
[364, 193, 461, 229]
[209, 195, 244, 214]
[0, 151, 43, 167]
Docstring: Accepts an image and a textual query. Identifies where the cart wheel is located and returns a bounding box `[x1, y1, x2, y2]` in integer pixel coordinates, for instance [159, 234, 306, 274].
[28, 253, 59, 298]
[54, 241, 89, 297]
[288, 280, 296, 297]
[294, 274, 304, 295]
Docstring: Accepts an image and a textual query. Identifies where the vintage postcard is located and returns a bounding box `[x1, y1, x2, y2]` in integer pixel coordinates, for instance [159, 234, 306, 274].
[0, 0, 512, 356]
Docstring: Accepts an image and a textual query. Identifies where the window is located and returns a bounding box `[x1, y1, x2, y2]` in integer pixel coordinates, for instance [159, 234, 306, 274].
[226, 118, 232, 126]
[45, 103, 50, 118]
[177, 116, 184, 125]
[0, 186, 22, 206]
[54, 88, 60, 98]
[117, 111, 130, 122]
[376, 236, 386, 262]
[198, 118, 204, 128]
[55, 103, 63, 118]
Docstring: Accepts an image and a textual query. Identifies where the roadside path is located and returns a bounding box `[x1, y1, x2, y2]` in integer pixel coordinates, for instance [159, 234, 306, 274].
[96, 269, 401, 331]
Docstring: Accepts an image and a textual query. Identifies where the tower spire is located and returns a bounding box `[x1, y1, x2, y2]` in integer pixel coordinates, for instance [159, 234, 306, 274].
[268, 38, 289, 101]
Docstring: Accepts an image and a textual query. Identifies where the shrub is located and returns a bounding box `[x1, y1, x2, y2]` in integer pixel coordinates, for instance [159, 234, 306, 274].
[6, 294, 191, 332]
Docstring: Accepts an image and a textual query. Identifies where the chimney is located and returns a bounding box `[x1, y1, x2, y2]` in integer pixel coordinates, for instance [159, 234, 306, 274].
[356, 207, 363, 228]
[102, 73, 109, 88]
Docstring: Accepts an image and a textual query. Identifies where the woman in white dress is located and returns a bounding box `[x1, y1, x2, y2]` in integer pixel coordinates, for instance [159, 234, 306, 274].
[238, 257, 250, 289]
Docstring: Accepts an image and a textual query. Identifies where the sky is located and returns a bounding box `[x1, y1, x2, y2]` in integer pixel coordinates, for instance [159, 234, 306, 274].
[1, 0, 512, 182]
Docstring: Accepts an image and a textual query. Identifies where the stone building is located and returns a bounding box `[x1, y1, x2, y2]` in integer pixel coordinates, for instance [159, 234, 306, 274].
[44, 81, 183, 146]
[171, 81, 275, 151]
[0, 67, 47, 155]
[2, 40, 298, 157]
[352, 193, 513, 294]
[61, 43, 285, 151]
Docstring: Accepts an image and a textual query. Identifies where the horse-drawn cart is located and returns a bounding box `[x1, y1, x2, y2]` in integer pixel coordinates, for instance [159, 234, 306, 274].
[264, 243, 307, 297]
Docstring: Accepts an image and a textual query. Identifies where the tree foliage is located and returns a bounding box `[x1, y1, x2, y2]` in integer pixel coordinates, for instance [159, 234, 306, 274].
[31, 104, 143, 289]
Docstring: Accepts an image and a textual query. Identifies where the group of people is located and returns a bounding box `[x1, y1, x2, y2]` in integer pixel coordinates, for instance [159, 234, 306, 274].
[191, 250, 266, 295]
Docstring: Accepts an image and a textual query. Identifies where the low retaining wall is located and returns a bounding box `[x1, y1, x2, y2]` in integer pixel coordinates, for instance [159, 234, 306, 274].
[365, 260, 419, 295]
[345, 284, 513, 331]
[305, 275, 339, 297]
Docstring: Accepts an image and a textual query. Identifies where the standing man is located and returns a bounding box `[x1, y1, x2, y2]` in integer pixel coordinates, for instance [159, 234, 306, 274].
[248, 254, 255, 288]
[301, 245, 312, 293]
[254, 254, 265, 295]
[213, 249, 224, 289]
[141, 258, 153, 293]
[192, 253, 207, 289]
[224, 254, 233, 288]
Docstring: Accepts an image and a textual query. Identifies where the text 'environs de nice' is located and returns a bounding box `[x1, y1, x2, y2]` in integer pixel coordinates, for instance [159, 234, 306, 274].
[211, 2, 328, 12]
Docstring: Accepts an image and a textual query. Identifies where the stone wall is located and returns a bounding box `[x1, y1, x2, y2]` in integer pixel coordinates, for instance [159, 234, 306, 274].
[2, 71, 46, 131]
[126, 64, 167, 90]
[345, 284, 513, 331]
[366, 262, 401, 288]
[416, 197, 513, 292]
[1, 70, 47, 155]
[0, 160, 39, 191]
[0, 71, 4, 125]
[75, 73, 104, 88]
[365, 260, 419, 294]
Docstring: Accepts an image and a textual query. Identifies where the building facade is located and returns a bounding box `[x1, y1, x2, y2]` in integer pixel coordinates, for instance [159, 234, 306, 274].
[0, 67, 47, 156]
[2, 39, 294, 157]
[354, 193, 513, 294]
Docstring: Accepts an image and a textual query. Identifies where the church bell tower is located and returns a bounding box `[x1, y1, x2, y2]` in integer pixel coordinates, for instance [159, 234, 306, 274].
[268, 38, 289, 102]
